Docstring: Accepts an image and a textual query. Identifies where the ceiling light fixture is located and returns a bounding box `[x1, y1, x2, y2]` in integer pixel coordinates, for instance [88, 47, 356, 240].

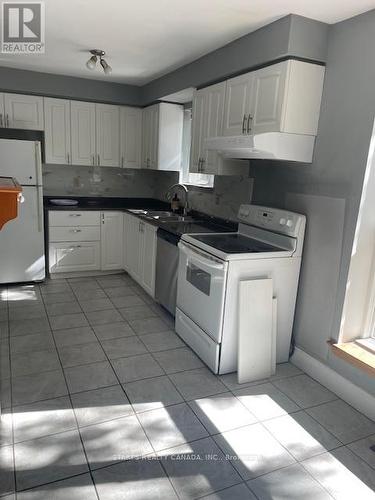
[86, 49, 112, 75]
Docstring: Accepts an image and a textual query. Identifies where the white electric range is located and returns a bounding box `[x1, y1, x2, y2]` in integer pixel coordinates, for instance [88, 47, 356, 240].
[175, 204, 306, 374]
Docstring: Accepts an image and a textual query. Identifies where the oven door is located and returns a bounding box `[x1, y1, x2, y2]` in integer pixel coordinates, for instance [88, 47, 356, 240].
[177, 241, 228, 342]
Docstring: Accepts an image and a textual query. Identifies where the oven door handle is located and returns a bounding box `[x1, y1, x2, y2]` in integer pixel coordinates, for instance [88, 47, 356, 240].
[179, 242, 225, 270]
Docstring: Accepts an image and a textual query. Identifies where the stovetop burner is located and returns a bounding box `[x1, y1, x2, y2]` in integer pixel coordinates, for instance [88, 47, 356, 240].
[189, 233, 284, 254]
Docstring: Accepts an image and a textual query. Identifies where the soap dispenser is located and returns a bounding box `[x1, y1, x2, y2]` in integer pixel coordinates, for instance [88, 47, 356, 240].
[171, 193, 180, 212]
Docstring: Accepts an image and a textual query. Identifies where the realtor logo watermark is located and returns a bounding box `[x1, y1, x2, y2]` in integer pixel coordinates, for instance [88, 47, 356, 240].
[1, 2, 45, 53]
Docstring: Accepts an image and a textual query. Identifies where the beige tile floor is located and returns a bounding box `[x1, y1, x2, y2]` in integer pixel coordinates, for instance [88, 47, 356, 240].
[0, 273, 374, 499]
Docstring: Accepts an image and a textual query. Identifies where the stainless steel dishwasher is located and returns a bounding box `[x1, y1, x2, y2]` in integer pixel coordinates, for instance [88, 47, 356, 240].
[155, 228, 180, 316]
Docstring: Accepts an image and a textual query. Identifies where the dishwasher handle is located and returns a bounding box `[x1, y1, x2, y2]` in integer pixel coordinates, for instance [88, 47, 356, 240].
[157, 228, 180, 246]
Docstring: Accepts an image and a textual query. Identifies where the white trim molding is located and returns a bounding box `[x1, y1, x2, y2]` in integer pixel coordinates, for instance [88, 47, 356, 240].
[292, 347, 375, 420]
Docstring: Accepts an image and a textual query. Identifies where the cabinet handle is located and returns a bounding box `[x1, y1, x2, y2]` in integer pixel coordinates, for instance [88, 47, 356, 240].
[0, 113, 3, 127]
[121, 156, 124, 168]
[6, 114, 9, 128]
[201, 158, 205, 172]
[67, 152, 70, 164]
[70, 229, 82, 233]
[247, 115, 253, 134]
[242, 114, 247, 134]
[198, 158, 201, 173]
[70, 245, 82, 249]
[92, 155, 95, 166]
[97, 154, 100, 166]
[69, 213, 82, 217]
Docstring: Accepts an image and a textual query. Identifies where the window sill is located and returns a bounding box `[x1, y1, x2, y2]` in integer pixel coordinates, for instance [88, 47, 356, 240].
[328, 340, 375, 376]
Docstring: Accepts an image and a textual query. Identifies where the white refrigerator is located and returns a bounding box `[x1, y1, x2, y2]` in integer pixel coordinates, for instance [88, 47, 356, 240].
[0, 139, 45, 283]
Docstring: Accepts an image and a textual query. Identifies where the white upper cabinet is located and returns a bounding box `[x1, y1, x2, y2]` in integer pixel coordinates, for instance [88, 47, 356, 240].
[190, 82, 245, 175]
[96, 104, 120, 167]
[222, 60, 325, 137]
[44, 98, 71, 165]
[142, 102, 183, 171]
[251, 62, 287, 134]
[190, 90, 206, 173]
[3, 93, 44, 130]
[223, 73, 254, 136]
[101, 211, 124, 270]
[120, 106, 142, 168]
[202, 82, 226, 174]
[71, 101, 96, 166]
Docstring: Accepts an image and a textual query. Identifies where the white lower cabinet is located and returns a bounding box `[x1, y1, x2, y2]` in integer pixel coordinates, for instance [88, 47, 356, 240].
[49, 210, 123, 274]
[101, 212, 124, 270]
[140, 221, 157, 296]
[49, 242, 101, 273]
[123, 213, 157, 297]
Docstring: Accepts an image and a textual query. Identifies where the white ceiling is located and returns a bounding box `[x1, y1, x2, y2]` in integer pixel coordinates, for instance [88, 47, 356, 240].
[0, 0, 374, 85]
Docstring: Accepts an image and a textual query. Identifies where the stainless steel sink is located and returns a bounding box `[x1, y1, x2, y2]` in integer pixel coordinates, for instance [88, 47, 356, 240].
[128, 209, 198, 223]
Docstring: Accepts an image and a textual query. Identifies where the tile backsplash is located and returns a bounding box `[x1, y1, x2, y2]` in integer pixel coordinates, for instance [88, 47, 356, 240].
[43, 164, 160, 198]
[43, 164, 253, 221]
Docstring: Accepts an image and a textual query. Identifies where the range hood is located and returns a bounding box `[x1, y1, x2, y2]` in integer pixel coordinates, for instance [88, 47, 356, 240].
[205, 133, 315, 163]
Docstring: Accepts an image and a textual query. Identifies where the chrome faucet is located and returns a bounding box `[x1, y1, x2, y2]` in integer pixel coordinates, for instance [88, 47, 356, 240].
[166, 183, 189, 216]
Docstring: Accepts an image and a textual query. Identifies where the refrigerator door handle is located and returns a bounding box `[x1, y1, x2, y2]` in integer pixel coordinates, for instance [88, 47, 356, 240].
[37, 185, 44, 232]
[35, 141, 43, 186]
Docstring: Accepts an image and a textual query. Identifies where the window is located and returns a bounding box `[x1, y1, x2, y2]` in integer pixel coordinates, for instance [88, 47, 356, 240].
[179, 108, 214, 188]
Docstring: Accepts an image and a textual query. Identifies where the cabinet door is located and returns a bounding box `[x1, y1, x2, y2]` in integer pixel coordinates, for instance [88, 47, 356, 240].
[4, 93, 44, 130]
[125, 215, 143, 282]
[189, 90, 206, 173]
[71, 101, 96, 166]
[44, 98, 71, 164]
[141, 107, 149, 168]
[250, 62, 287, 134]
[140, 221, 157, 297]
[201, 82, 226, 174]
[49, 241, 101, 273]
[0, 94, 5, 128]
[149, 105, 159, 169]
[223, 73, 253, 136]
[96, 104, 120, 167]
[101, 212, 124, 270]
[120, 107, 142, 168]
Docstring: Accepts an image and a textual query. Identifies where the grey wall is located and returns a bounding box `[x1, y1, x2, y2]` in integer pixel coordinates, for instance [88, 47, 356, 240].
[141, 14, 328, 104]
[0, 67, 141, 105]
[0, 14, 328, 106]
[250, 9, 375, 395]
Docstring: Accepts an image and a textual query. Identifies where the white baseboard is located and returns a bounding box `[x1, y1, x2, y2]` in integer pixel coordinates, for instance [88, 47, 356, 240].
[291, 347, 375, 421]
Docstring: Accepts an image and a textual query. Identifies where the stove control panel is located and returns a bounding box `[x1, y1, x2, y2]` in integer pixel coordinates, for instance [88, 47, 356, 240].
[238, 204, 306, 238]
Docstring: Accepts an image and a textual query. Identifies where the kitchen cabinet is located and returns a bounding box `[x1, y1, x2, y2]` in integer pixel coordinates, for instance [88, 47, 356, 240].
[190, 82, 245, 175]
[123, 213, 157, 297]
[49, 242, 101, 273]
[0, 93, 44, 130]
[96, 104, 120, 167]
[140, 221, 157, 296]
[223, 60, 325, 137]
[223, 72, 254, 136]
[123, 213, 143, 283]
[44, 98, 71, 164]
[49, 210, 123, 274]
[101, 211, 124, 270]
[71, 101, 96, 166]
[120, 106, 142, 168]
[141, 102, 183, 171]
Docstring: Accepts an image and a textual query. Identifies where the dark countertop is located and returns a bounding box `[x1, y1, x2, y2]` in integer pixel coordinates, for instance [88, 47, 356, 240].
[44, 196, 237, 237]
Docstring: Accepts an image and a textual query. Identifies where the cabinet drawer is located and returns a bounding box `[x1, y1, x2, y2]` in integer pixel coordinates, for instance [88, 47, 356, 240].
[49, 211, 100, 227]
[49, 241, 101, 273]
[49, 226, 100, 242]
